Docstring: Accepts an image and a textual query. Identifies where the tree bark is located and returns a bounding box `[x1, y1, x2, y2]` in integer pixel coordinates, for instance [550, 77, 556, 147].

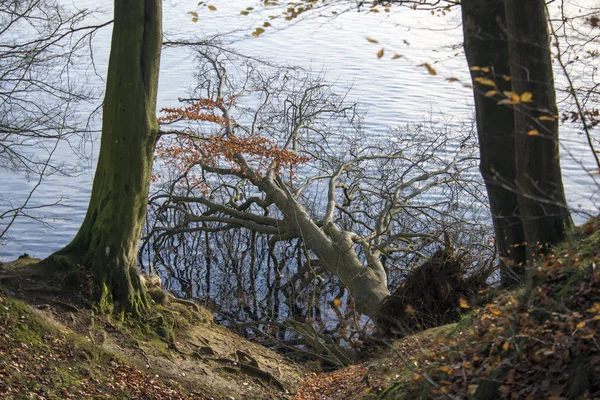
[52, 0, 162, 316]
[504, 0, 572, 260]
[461, 0, 527, 286]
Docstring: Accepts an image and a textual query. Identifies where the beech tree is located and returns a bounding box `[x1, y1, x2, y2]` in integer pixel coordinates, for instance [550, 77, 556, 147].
[461, 0, 526, 285]
[505, 0, 572, 259]
[463, 0, 572, 285]
[51, 0, 162, 316]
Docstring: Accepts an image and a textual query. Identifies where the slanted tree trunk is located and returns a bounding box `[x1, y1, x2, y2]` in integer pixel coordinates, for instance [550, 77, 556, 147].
[504, 0, 572, 260]
[461, 0, 527, 286]
[259, 172, 390, 319]
[52, 0, 162, 316]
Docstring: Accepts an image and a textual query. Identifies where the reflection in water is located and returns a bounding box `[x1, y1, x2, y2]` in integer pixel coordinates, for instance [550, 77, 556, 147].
[0, 1, 597, 260]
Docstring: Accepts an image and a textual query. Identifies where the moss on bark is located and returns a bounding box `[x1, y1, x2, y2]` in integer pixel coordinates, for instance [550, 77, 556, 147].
[49, 0, 162, 318]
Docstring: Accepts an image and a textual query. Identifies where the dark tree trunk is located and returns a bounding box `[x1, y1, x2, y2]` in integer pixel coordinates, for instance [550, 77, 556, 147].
[504, 0, 572, 260]
[461, 0, 527, 286]
[51, 0, 162, 316]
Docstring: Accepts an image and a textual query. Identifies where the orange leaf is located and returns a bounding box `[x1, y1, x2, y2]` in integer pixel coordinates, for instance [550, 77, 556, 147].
[527, 129, 540, 136]
[520, 92, 533, 102]
[419, 63, 437, 75]
[459, 298, 470, 309]
[503, 91, 520, 102]
[498, 99, 520, 105]
[474, 77, 496, 87]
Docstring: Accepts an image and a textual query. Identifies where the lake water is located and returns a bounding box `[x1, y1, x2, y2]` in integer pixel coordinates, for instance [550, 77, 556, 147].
[0, 0, 598, 261]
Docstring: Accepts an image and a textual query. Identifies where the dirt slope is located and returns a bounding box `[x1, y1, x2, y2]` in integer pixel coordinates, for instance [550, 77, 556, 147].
[0, 256, 304, 399]
[293, 219, 600, 400]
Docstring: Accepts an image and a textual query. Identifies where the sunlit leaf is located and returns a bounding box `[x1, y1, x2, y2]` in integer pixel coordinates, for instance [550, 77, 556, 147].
[520, 92, 533, 102]
[484, 90, 497, 97]
[470, 66, 481, 71]
[527, 129, 540, 136]
[502, 341, 510, 350]
[459, 298, 470, 309]
[576, 321, 586, 329]
[333, 298, 342, 307]
[481, 67, 490, 73]
[419, 63, 437, 75]
[586, 303, 600, 313]
[498, 99, 519, 105]
[502, 75, 511, 81]
[474, 77, 496, 87]
[252, 27, 265, 37]
[538, 115, 557, 121]
[503, 91, 520, 102]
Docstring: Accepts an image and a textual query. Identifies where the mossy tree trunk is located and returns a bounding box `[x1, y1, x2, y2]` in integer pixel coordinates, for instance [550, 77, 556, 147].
[53, 0, 162, 316]
[462, 0, 527, 286]
[504, 0, 572, 260]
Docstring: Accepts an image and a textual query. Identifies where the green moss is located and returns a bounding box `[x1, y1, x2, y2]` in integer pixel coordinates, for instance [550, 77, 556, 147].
[96, 282, 115, 315]
[0, 294, 134, 397]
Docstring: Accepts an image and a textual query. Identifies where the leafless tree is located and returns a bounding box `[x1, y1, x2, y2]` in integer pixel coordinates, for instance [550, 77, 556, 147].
[0, 0, 110, 241]
[548, 1, 600, 180]
[143, 47, 490, 326]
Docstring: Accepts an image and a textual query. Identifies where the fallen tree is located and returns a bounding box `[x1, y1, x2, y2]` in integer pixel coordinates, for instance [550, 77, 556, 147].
[146, 47, 491, 324]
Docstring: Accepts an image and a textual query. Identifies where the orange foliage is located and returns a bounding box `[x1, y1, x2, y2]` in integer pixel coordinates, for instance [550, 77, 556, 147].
[158, 99, 231, 125]
[157, 134, 308, 175]
[155, 99, 309, 183]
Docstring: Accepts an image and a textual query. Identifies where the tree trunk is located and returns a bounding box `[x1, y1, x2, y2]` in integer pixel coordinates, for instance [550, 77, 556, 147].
[461, 0, 527, 286]
[504, 0, 572, 260]
[259, 174, 390, 319]
[52, 0, 162, 316]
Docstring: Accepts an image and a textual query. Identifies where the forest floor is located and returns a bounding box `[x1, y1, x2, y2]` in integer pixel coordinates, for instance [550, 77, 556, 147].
[0, 218, 598, 399]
